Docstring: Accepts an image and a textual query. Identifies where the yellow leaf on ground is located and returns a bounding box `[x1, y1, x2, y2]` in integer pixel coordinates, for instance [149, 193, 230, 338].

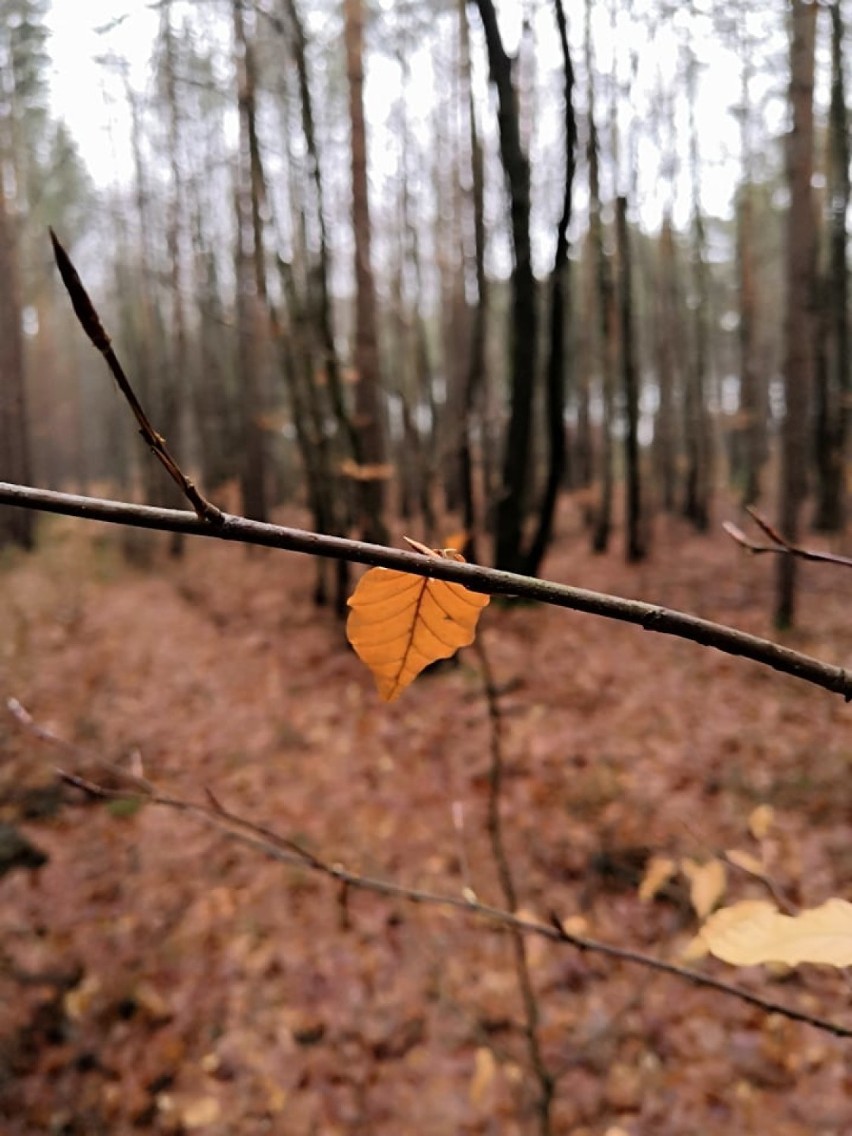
[680, 933, 710, 962]
[469, 1046, 497, 1105]
[681, 857, 727, 920]
[180, 1096, 221, 1129]
[725, 848, 766, 877]
[638, 855, 677, 902]
[346, 550, 489, 701]
[701, 898, 852, 967]
[748, 804, 775, 841]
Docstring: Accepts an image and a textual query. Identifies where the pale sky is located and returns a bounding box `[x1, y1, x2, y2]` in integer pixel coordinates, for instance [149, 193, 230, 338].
[46, 0, 159, 187]
[44, 1, 789, 231]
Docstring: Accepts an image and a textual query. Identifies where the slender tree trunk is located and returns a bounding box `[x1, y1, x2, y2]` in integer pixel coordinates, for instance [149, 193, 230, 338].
[617, 196, 645, 562]
[587, 0, 616, 553]
[776, 0, 817, 628]
[457, 0, 487, 559]
[524, 0, 576, 577]
[735, 13, 765, 508]
[737, 181, 765, 506]
[682, 44, 711, 531]
[654, 213, 678, 513]
[813, 0, 849, 532]
[161, 1, 187, 556]
[279, 0, 352, 609]
[0, 184, 34, 549]
[233, 0, 270, 521]
[474, 0, 538, 574]
[344, 0, 388, 546]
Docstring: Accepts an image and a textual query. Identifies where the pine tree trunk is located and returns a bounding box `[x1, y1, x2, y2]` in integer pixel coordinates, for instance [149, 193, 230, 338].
[524, 0, 576, 577]
[654, 213, 678, 513]
[813, 0, 849, 532]
[587, 0, 615, 554]
[776, 0, 817, 628]
[682, 46, 712, 532]
[0, 185, 34, 549]
[233, 0, 269, 522]
[617, 196, 645, 563]
[344, 0, 388, 546]
[474, 0, 538, 573]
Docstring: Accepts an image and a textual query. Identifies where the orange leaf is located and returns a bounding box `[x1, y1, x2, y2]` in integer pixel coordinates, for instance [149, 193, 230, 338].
[346, 548, 489, 701]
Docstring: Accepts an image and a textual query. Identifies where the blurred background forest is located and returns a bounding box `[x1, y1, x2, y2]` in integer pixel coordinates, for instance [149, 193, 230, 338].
[0, 0, 846, 623]
[4, 4, 852, 1133]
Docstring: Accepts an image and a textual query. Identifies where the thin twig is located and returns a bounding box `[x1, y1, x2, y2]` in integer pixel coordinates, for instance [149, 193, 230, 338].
[724, 507, 852, 569]
[720, 850, 798, 916]
[49, 229, 223, 525]
[477, 638, 554, 1133]
[2, 482, 851, 702]
[9, 701, 851, 1041]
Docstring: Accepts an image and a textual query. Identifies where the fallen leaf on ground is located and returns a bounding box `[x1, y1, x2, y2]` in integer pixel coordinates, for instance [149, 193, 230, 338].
[701, 898, 852, 967]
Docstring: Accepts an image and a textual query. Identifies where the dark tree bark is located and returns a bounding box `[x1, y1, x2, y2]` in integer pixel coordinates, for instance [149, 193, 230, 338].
[523, 0, 576, 577]
[457, 0, 487, 561]
[274, 0, 352, 609]
[776, 0, 817, 628]
[813, 0, 849, 532]
[0, 184, 34, 549]
[473, 0, 538, 574]
[281, 0, 358, 472]
[587, 0, 616, 554]
[654, 213, 679, 514]
[344, 0, 389, 546]
[160, 1, 187, 557]
[616, 196, 645, 562]
[734, 12, 765, 508]
[682, 44, 712, 531]
[233, 0, 270, 522]
[736, 181, 765, 507]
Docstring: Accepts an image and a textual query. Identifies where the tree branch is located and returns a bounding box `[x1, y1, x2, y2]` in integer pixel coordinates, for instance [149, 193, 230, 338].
[2, 480, 851, 701]
[49, 229, 222, 525]
[724, 506, 852, 568]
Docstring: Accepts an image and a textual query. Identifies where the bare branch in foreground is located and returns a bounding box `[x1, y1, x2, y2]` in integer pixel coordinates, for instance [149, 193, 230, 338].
[49, 229, 223, 525]
[724, 506, 852, 569]
[9, 701, 852, 1041]
[3, 482, 851, 701]
[476, 637, 554, 1131]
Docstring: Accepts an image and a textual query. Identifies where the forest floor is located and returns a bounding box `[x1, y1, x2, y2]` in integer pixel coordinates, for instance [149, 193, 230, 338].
[1, 493, 851, 1135]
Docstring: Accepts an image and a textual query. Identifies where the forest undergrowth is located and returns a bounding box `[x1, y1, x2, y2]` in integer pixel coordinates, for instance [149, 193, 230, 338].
[1, 496, 851, 1135]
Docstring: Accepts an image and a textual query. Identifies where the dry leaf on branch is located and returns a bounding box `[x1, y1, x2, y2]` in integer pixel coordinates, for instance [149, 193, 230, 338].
[346, 543, 489, 701]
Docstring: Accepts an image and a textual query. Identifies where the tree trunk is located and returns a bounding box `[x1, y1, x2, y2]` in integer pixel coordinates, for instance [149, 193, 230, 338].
[735, 14, 765, 509]
[0, 184, 34, 549]
[654, 213, 678, 513]
[587, 0, 616, 554]
[736, 181, 765, 507]
[474, 0, 538, 574]
[776, 0, 817, 628]
[524, 0, 576, 577]
[456, 0, 486, 559]
[617, 196, 645, 563]
[233, 0, 269, 522]
[344, 0, 388, 546]
[161, 1, 187, 557]
[682, 44, 712, 531]
[813, 0, 848, 532]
